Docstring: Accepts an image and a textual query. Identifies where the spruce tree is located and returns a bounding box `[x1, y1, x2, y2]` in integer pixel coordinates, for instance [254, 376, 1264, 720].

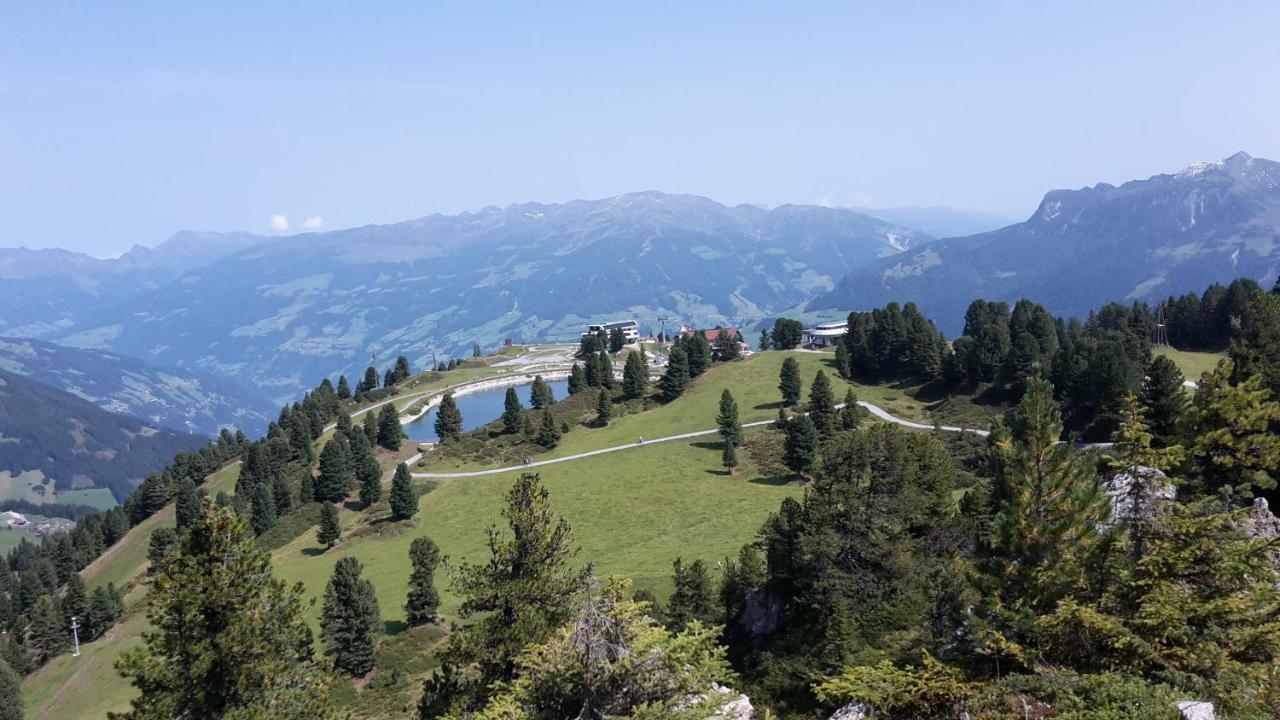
[28, 596, 66, 662]
[321, 556, 382, 677]
[596, 389, 612, 425]
[389, 463, 417, 521]
[1140, 354, 1187, 447]
[839, 388, 862, 430]
[376, 403, 404, 450]
[778, 356, 802, 406]
[86, 586, 118, 639]
[173, 477, 202, 532]
[351, 431, 381, 507]
[502, 387, 524, 434]
[686, 332, 712, 377]
[114, 505, 333, 719]
[1185, 358, 1280, 498]
[1107, 393, 1183, 562]
[659, 347, 691, 402]
[597, 351, 614, 388]
[584, 353, 601, 388]
[315, 436, 352, 503]
[783, 415, 818, 478]
[833, 338, 851, 378]
[608, 327, 626, 352]
[716, 389, 742, 447]
[249, 483, 277, 535]
[0, 656, 19, 720]
[317, 503, 341, 548]
[536, 412, 561, 449]
[63, 572, 88, 626]
[394, 355, 412, 384]
[808, 370, 836, 440]
[363, 410, 378, 445]
[713, 328, 741, 361]
[719, 544, 766, 622]
[336, 374, 352, 400]
[529, 375, 554, 409]
[434, 393, 463, 442]
[721, 441, 739, 474]
[361, 366, 380, 394]
[358, 461, 382, 509]
[759, 329, 770, 351]
[664, 557, 717, 631]
[568, 363, 585, 395]
[405, 536, 441, 625]
[622, 351, 648, 399]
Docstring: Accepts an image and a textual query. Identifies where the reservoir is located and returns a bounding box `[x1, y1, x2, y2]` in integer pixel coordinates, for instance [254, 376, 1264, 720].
[402, 379, 570, 443]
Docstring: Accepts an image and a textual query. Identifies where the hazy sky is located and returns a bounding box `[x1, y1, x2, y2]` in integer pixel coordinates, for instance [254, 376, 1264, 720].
[3, 2, 1279, 257]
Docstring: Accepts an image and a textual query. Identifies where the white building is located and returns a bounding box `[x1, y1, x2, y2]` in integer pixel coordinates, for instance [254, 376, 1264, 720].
[802, 320, 847, 348]
[1, 511, 28, 528]
[583, 319, 640, 343]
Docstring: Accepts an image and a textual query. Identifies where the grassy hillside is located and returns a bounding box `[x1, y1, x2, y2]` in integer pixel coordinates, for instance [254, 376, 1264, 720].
[1154, 346, 1224, 381]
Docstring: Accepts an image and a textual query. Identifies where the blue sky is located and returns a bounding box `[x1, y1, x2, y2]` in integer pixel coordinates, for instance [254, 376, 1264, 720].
[3, 2, 1278, 256]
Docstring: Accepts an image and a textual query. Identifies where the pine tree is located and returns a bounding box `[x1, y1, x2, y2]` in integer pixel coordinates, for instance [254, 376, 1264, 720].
[778, 356, 802, 406]
[1107, 393, 1183, 562]
[808, 370, 836, 440]
[608, 327, 626, 353]
[28, 596, 66, 662]
[322, 557, 382, 677]
[272, 473, 294, 516]
[530, 375, 554, 409]
[622, 351, 648, 399]
[249, 482, 278, 535]
[839, 388, 862, 430]
[833, 338, 851, 379]
[405, 536, 441, 625]
[1185, 358, 1280, 498]
[536, 411, 562, 449]
[584, 353, 601, 388]
[473, 341, 483, 358]
[336, 374, 352, 400]
[1140, 355, 1188, 447]
[719, 544, 766, 622]
[389, 463, 417, 521]
[173, 477, 202, 532]
[665, 557, 717, 631]
[721, 441, 739, 474]
[86, 586, 117, 639]
[686, 332, 712, 377]
[716, 389, 742, 447]
[362, 410, 379, 446]
[659, 347, 691, 402]
[502, 387, 524, 434]
[597, 350, 614, 388]
[713, 328, 741, 361]
[394, 355, 412, 384]
[361, 366, 380, 394]
[376, 403, 404, 450]
[434, 393, 463, 442]
[783, 415, 819, 478]
[63, 573, 88, 626]
[314, 436, 352, 503]
[433, 473, 589, 699]
[0, 655, 19, 720]
[350, 431, 381, 507]
[759, 329, 770, 351]
[596, 389, 612, 425]
[115, 505, 334, 719]
[317, 503, 341, 547]
[568, 363, 585, 395]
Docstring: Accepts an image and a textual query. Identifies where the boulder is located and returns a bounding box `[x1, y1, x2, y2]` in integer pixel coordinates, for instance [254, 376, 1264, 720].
[1176, 699, 1215, 720]
[676, 683, 753, 720]
[828, 703, 875, 720]
[737, 585, 786, 639]
[1099, 467, 1175, 531]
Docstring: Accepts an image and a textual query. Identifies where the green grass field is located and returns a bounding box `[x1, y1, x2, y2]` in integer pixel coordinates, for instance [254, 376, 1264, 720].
[0, 471, 118, 509]
[0, 528, 32, 555]
[1155, 346, 1224, 382]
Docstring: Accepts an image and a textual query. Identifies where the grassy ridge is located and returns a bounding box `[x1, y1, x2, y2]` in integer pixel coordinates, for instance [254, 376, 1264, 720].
[1154, 346, 1223, 381]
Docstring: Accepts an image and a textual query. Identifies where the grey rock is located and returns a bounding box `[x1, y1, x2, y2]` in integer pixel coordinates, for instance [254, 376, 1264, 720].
[1176, 699, 1215, 720]
[829, 702, 876, 720]
[737, 585, 786, 639]
[1099, 466, 1175, 532]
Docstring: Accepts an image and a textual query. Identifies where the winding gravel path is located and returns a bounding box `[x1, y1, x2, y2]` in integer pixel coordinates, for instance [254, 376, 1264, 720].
[410, 400, 989, 479]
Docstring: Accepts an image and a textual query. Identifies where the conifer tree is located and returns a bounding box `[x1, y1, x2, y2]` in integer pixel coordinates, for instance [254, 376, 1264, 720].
[783, 414, 819, 477]
[759, 329, 770, 351]
[686, 332, 712, 376]
[597, 350, 614, 388]
[394, 355, 412, 384]
[360, 366, 379, 394]
[350, 431, 381, 506]
[336, 374, 352, 400]
[472, 341, 483, 358]
[249, 482, 278, 535]
[317, 503, 341, 547]
[376, 403, 404, 450]
[389, 463, 417, 521]
[833, 338, 851, 378]
[173, 477, 202, 532]
[529, 375, 554, 409]
[502, 387, 524, 434]
[358, 461, 382, 509]
[721, 441, 739, 474]
[713, 328, 741, 361]
[536, 411, 562, 449]
[405, 536, 441, 625]
[272, 474, 293, 515]
[383, 368, 396, 389]
[434, 393, 463, 442]
[425, 473, 590, 705]
[1107, 393, 1183, 562]
[659, 347, 691, 402]
[321, 556, 382, 677]
[115, 505, 333, 719]
[839, 388, 862, 430]
[63, 572, 88, 626]
[584, 353, 601, 388]
[1140, 354, 1187, 446]
[567, 363, 585, 395]
[86, 586, 119, 639]
[0, 656, 19, 720]
[716, 389, 742, 447]
[608, 327, 626, 352]
[665, 557, 717, 631]
[1185, 358, 1280, 499]
[362, 411, 378, 446]
[808, 370, 836, 440]
[778, 356, 802, 406]
[719, 544, 766, 622]
[596, 388, 612, 425]
[622, 351, 648, 399]
[315, 436, 352, 503]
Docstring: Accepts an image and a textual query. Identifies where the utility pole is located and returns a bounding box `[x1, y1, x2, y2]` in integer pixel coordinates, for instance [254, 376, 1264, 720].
[70, 616, 81, 657]
[657, 316, 670, 342]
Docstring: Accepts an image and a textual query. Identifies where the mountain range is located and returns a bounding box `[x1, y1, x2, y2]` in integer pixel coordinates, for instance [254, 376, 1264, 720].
[810, 151, 1280, 334]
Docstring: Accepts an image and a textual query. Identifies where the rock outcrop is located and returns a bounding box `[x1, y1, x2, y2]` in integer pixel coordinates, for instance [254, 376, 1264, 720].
[828, 702, 875, 719]
[736, 585, 786, 639]
[1176, 699, 1216, 720]
[1099, 467, 1175, 532]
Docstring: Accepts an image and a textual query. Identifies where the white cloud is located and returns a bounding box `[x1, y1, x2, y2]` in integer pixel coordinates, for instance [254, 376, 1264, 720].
[302, 216, 324, 230]
[269, 214, 289, 232]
